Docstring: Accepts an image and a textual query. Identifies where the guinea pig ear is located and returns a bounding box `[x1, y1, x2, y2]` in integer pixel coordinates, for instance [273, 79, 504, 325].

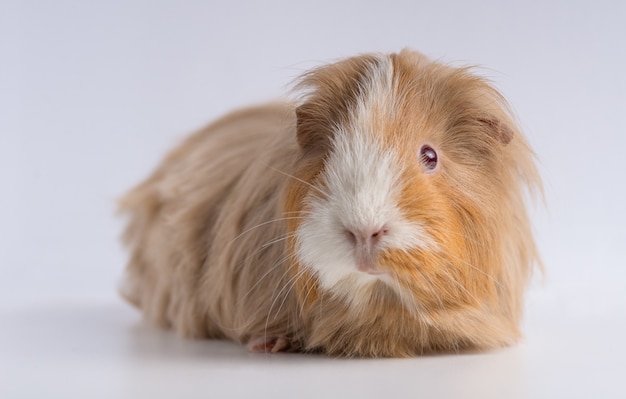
[478, 117, 514, 145]
[295, 103, 332, 152]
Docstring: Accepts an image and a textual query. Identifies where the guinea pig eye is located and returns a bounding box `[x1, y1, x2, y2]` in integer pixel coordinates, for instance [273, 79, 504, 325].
[419, 145, 438, 172]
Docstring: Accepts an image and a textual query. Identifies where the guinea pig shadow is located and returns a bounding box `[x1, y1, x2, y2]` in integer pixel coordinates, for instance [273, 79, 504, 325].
[125, 306, 528, 396]
[122, 305, 507, 362]
[123, 306, 334, 365]
[4, 299, 514, 365]
[123, 315, 480, 364]
[127, 317, 508, 363]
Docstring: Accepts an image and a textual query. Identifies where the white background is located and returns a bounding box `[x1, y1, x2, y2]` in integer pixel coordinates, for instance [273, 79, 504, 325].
[1, 1, 625, 398]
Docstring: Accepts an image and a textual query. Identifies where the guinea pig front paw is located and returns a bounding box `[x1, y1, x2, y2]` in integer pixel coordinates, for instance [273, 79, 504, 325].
[247, 336, 293, 353]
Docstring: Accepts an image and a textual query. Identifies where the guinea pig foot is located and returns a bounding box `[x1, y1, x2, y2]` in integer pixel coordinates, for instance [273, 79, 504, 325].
[247, 336, 291, 353]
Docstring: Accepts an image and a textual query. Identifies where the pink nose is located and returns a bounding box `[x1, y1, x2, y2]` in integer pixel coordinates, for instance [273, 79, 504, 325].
[346, 227, 388, 252]
[345, 227, 388, 275]
[345, 227, 388, 247]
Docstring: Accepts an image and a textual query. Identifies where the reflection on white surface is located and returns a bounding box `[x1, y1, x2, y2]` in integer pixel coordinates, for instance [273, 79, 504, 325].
[1, 294, 624, 399]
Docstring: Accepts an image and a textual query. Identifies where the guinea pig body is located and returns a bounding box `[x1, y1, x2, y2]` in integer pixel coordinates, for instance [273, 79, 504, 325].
[119, 49, 541, 357]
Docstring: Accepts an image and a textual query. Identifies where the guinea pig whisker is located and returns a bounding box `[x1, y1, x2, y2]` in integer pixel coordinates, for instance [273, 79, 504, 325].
[266, 266, 304, 321]
[264, 267, 307, 341]
[234, 232, 298, 271]
[229, 233, 294, 277]
[436, 266, 480, 305]
[281, 209, 314, 216]
[259, 258, 299, 346]
[426, 225, 505, 288]
[274, 268, 307, 320]
[416, 270, 446, 311]
[298, 274, 318, 318]
[258, 232, 298, 250]
[225, 216, 308, 248]
[431, 226, 483, 247]
[391, 274, 408, 328]
[444, 252, 504, 290]
[268, 166, 329, 198]
[238, 252, 296, 303]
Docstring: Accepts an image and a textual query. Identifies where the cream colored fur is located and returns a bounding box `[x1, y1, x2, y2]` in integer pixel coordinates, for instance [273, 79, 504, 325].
[120, 104, 301, 342]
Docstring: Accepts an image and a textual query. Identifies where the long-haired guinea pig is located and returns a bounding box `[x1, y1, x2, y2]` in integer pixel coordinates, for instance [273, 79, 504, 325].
[119, 49, 541, 357]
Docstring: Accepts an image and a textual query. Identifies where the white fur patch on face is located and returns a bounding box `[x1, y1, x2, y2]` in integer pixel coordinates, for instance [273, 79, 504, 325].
[295, 56, 435, 306]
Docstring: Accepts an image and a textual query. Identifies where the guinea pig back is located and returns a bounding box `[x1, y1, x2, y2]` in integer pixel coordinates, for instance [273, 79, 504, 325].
[119, 49, 541, 357]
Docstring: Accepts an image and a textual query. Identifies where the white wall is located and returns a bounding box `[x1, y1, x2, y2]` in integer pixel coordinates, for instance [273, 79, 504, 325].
[2, 0, 625, 310]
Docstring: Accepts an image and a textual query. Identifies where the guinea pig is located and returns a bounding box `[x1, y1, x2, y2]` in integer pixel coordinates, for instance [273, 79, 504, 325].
[118, 48, 541, 357]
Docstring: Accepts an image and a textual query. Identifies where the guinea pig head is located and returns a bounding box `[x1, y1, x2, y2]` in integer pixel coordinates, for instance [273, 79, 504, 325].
[284, 50, 540, 336]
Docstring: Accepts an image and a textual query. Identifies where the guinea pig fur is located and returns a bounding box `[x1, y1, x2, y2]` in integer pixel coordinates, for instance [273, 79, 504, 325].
[119, 49, 541, 357]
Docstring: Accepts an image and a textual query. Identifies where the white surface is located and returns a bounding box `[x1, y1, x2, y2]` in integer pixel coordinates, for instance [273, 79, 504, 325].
[1, 295, 624, 399]
[2, 0, 625, 398]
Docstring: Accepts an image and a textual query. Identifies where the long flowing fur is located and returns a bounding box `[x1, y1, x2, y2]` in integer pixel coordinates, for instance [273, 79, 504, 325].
[119, 49, 541, 357]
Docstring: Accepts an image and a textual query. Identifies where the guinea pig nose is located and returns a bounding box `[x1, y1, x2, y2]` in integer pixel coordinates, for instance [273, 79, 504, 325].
[345, 227, 388, 247]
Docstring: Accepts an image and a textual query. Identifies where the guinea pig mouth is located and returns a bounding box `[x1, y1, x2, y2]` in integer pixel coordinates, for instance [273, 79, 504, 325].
[356, 255, 386, 276]
[362, 269, 387, 276]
